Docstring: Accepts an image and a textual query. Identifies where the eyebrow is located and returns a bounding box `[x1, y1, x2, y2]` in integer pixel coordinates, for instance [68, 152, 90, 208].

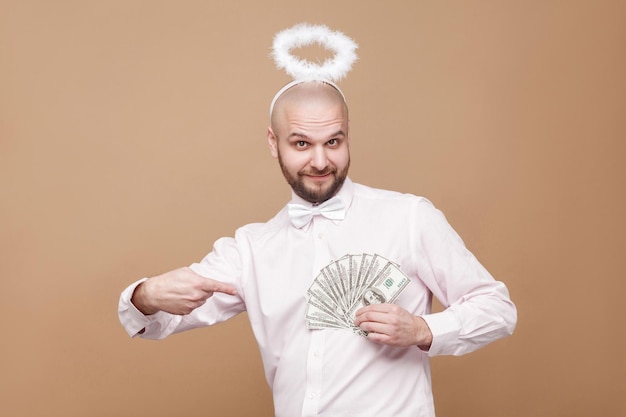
[287, 130, 346, 141]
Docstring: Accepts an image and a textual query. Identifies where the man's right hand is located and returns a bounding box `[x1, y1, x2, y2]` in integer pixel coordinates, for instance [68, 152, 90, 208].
[131, 267, 238, 316]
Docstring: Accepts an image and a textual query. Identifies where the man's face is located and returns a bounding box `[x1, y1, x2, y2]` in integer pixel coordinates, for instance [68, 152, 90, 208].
[364, 290, 380, 305]
[268, 85, 350, 204]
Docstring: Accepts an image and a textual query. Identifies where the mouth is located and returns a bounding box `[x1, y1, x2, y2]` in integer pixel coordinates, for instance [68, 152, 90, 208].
[302, 167, 335, 178]
[306, 172, 333, 181]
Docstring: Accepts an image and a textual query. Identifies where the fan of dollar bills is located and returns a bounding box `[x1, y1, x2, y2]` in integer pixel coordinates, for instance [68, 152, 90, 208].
[305, 253, 411, 335]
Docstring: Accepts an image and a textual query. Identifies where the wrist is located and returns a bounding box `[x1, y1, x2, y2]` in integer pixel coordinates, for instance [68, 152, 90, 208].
[414, 316, 433, 351]
[131, 281, 159, 315]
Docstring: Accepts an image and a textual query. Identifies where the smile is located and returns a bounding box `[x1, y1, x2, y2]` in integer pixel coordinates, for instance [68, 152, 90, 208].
[306, 173, 333, 181]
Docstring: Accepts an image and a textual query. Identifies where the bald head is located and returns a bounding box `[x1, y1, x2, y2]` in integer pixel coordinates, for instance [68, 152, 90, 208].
[266, 80, 351, 203]
[270, 81, 349, 137]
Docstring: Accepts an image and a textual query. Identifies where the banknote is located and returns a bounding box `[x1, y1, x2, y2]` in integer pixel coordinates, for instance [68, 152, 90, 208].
[304, 253, 410, 335]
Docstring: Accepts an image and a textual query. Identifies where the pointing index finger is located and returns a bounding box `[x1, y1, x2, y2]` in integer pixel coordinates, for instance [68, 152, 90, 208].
[200, 278, 237, 296]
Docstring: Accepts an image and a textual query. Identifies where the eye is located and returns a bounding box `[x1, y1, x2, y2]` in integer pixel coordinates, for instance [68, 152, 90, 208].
[295, 140, 308, 149]
[327, 138, 339, 147]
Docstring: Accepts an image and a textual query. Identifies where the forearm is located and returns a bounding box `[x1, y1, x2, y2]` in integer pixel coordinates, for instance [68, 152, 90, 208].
[117, 278, 182, 339]
[422, 284, 517, 356]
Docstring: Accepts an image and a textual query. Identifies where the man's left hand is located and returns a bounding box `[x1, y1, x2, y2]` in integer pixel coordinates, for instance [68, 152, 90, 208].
[354, 304, 433, 349]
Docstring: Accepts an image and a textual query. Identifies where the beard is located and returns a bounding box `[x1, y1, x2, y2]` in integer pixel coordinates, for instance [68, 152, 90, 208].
[278, 153, 350, 204]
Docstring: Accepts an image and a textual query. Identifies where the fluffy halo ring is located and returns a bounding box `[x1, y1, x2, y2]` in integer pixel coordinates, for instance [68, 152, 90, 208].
[271, 23, 358, 82]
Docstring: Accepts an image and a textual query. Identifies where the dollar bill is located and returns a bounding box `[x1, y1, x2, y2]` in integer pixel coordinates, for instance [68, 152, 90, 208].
[305, 253, 410, 335]
[346, 260, 410, 320]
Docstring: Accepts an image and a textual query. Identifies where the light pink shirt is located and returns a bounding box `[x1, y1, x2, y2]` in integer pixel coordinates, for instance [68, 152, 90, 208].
[118, 178, 516, 417]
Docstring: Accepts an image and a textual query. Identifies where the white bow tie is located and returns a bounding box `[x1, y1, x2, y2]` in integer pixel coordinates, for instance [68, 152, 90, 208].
[287, 196, 346, 228]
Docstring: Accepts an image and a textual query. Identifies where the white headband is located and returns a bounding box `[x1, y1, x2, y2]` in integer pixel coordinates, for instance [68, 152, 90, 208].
[269, 23, 358, 117]
[269, 79, 346, 117]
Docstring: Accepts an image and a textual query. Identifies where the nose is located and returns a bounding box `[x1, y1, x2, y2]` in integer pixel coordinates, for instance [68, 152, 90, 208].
[310, 146, 329, 171]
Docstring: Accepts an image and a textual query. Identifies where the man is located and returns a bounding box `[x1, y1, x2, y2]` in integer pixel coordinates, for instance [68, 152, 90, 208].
[118, 81, 517, 417]
[362, 288, 386, 306]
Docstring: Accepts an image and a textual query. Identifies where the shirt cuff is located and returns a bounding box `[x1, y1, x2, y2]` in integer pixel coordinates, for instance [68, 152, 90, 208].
[420, 309, 461, 356]
[118, 278, 152, 337]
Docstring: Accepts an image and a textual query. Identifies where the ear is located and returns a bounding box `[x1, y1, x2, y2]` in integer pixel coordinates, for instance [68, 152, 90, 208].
[267, 126, 279, 159]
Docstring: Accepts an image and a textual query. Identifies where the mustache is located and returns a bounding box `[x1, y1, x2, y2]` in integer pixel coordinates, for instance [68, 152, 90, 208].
[300, 167, 336, 176]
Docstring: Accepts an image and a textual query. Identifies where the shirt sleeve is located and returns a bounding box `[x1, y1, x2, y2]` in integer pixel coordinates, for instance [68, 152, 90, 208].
[117, 236, 247, 340]
[118, 277, 151, 337]
[411, 199, 517, 357]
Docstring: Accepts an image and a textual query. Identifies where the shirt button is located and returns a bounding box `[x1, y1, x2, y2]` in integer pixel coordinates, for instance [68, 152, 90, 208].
[313, 350, 320, 358]
[308, 392, 316, 399]
[317, 233, 324, 239]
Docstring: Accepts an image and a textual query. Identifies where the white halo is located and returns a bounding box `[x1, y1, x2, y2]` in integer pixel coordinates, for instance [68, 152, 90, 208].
[271, 23, 358, 82]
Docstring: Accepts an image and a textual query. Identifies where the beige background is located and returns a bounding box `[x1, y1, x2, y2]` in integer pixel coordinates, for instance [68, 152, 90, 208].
[1, 1, 624, 416]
